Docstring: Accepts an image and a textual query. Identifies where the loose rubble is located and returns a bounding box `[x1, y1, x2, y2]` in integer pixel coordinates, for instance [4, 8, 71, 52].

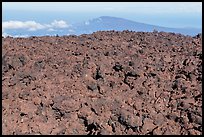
[2, 31, 202, 135]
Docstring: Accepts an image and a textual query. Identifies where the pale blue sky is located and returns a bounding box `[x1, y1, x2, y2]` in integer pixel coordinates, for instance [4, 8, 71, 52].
[3, 2, 202, 13]
[2, 2, 202, 28]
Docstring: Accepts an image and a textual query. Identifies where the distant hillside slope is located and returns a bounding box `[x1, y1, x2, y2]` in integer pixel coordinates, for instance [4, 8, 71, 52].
[73, 16, 201, 36]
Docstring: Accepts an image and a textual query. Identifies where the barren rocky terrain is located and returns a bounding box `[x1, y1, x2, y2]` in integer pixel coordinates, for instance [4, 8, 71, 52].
[2, 31, 202, 135]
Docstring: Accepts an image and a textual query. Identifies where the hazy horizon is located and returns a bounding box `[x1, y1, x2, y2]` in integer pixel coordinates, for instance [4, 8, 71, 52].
[2, 2, 202, 37]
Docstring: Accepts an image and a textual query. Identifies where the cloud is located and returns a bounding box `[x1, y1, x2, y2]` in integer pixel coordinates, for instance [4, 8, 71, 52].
[47, 28, 56, 32]
[2, 20, 70, 33]
[68, 29, 75, 33]
[12, 34, 29, 38]
[2, 32, 29, 38]
[85, 21, 90, 25]
[51, 20, 69, 28]
[2, 21, 45, 32]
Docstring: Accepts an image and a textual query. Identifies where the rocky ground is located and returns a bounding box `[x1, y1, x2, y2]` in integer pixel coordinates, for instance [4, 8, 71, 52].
[2, 31, 202, 135]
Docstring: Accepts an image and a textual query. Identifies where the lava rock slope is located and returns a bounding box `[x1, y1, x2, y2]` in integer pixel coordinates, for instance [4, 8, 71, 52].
[2, 31, 202, 135]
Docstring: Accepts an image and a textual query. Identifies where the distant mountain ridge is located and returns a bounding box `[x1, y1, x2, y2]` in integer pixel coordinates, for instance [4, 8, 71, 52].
[3, 16, 201, 37]
[73, 16, 201, 36]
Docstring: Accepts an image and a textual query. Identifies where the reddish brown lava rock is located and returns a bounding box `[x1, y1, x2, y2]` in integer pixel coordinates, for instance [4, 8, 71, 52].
[2, 31, 202, 135]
